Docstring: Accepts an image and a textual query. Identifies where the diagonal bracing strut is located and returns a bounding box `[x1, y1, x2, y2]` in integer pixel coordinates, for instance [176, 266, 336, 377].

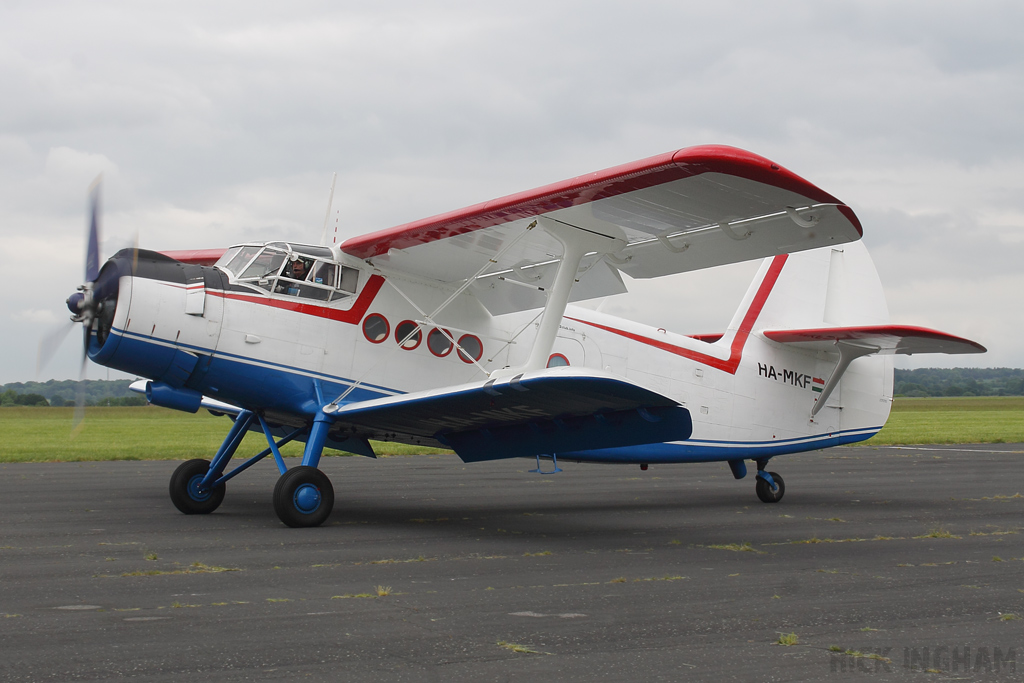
[323, 220, 539, 411]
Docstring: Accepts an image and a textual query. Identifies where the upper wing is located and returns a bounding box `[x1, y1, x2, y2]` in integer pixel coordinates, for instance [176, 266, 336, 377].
[763, 325, 986, 355]
[341, 145, 863, 314]
[158, 249, 226, 266]
[324, 367, 693, 462]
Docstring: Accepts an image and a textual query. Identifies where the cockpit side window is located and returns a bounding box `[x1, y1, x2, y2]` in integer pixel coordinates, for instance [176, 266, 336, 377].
[310, 261, 338, 287]
[276, 257, 329, 300]
[340, 266, 359, 294]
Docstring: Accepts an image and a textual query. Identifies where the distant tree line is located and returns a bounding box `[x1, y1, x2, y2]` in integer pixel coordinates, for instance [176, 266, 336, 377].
[894, 368, 1024, 397]
[0, 379, 147, 407]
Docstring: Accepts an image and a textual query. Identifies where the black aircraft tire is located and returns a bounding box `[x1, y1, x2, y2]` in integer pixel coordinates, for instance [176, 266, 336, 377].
[169, 459, 226, 514]
[755, 472, 785, 504]
[273, 466, 335, 528]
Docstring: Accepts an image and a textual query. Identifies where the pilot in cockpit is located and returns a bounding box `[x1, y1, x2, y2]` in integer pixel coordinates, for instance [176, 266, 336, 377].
[276, 257, 311, 296]
[285, 258, 308, 281]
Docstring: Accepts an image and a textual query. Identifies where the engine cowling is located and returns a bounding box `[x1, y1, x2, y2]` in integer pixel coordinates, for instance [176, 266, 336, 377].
[84, 249, 226, 391]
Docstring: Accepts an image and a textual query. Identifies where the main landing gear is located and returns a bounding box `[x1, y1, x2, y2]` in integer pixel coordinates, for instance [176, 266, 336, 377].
[273, 466, 335, 528]
[728, 458, 786, 503]
[755, 469, 785, 503]
[168, 408, 337, 528]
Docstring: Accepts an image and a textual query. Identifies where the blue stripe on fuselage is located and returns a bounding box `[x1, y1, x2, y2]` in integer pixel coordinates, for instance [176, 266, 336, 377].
[106, 328, 399, 414]
[559, 427, 880, 464]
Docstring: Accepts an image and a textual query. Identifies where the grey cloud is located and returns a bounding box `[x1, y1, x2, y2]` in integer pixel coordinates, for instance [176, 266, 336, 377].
[1, 0, 1022, 380]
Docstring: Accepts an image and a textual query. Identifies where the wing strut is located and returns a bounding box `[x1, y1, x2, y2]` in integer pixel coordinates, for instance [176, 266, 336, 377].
[492, 216, 626, 378]
[811, 341, 878, 417]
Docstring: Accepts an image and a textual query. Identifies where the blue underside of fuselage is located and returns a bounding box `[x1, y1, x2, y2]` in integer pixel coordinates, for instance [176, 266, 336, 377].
[558, 428, 878, 464]
[95, 329, 880, 463]
[94, 328, 395, 414]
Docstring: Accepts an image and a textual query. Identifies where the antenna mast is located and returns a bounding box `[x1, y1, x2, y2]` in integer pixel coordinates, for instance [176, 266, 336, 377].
[318, 172, 337, 246]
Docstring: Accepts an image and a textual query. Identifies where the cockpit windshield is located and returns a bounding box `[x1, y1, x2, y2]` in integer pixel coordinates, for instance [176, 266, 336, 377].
[239, 249, 287, 280]
[217, 246, 262, 277]
[214, 242, 360, 303]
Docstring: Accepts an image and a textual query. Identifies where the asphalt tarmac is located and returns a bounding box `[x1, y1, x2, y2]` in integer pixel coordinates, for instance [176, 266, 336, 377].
[1, 445, 1023, 681]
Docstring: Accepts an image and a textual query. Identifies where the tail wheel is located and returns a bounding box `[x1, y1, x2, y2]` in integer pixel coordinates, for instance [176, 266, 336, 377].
[273, 466, 334, 528]
[755, 471, 785, 503]
[169, 459, 225, 514]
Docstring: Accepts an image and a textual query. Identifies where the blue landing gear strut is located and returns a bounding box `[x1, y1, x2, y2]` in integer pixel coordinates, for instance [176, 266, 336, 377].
[755, 460, 785, 503]
[269, 389, 338, 528]
[167, 406, 337, 527]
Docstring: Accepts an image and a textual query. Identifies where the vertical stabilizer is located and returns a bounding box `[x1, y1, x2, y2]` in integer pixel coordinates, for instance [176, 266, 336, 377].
[726, 240, 889, 334]
[727, 240, 894, 436]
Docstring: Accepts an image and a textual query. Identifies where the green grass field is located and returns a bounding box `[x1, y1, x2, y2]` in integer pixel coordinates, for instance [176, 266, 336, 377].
[0, 407, 449, 463]
[864, 396, 1024, 446]
[0, 397, 1021, 463]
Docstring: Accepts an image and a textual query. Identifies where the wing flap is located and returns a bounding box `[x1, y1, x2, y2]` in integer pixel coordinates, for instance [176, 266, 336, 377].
[326, 368, 692, 462]
[763, 325, 986, 355]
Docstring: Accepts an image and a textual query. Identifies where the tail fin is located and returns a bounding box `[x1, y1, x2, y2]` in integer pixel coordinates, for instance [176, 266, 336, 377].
[733, 241, 983, 426]
[726, 240, 890, 334]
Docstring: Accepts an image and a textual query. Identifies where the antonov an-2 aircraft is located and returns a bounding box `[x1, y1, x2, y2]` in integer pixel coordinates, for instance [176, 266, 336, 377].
[65, 145, 984, 527]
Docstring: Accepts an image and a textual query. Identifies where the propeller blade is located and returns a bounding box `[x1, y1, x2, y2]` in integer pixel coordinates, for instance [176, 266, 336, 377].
[36, 320, 75, 375]
[85, 176, 102, 283]
[71, 345, 88, 434]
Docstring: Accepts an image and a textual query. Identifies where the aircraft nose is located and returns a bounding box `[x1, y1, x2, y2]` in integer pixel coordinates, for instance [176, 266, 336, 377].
[66, 291, 85, 316]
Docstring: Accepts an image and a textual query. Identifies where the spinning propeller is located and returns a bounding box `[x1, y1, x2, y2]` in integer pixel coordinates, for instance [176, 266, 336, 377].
[65, 178, 120, 354]
[37, 177, 126, 427]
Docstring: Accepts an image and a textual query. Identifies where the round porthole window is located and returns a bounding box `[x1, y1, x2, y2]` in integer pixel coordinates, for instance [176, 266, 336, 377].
[457, 335, 483, 363]
[547, 353, 569, 368]
[362, 314, 389, 343]
[395, 320, 422, 350]
[427, 328, 453, 357]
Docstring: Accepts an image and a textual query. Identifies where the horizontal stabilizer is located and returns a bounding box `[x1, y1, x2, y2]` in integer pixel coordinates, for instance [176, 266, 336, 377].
[762, 325, 986, 355]
[325, 368, 692, 462]
[762, 326, 985, 417]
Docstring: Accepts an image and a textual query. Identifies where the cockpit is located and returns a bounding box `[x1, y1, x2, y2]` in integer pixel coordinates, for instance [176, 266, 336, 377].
[213, 242, 360, 302]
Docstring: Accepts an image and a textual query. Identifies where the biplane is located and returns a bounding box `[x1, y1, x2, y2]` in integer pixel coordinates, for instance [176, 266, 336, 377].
[62, 145, 985, 527]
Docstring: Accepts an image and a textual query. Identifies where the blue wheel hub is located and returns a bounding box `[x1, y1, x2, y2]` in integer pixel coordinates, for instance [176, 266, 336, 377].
[293, 483, 321, 514]
[187, 474, 212, 502]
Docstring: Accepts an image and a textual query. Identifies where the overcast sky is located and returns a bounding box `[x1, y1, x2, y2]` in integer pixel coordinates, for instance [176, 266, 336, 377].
[2, 0, 1021, 384]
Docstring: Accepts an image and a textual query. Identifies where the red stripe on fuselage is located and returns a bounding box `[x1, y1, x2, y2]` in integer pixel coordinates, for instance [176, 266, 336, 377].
[208, 274, 386, 324]
[565, 254, 788, 375]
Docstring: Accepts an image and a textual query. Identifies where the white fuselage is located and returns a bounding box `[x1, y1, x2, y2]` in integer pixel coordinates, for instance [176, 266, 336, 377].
[106, 242, 893, 463]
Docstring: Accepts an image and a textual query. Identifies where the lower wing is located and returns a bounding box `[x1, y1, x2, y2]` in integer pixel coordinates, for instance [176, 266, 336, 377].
[325, 368, 692, 462]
